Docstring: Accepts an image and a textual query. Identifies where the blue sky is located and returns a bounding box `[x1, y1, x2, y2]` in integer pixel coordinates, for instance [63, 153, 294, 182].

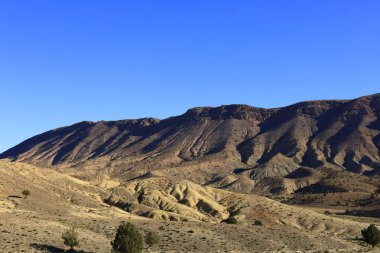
[0, 1, 379, 152]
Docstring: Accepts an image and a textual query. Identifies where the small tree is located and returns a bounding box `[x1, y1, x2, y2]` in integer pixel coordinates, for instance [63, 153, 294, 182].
[22, 190, 30, 199]
[145, 231, 160, 249]
[112, 222, 144, 253]
[254, 220, 263, 226]
[61, 227, 79, 251]
[362, 224, 380, 248]
[223, 216, 237, 224]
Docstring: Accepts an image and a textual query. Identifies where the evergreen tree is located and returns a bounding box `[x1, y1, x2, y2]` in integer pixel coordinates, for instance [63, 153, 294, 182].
[362, 224, 380, 248]
[112, 222, 144, 253]
[61, 227, 79, 251]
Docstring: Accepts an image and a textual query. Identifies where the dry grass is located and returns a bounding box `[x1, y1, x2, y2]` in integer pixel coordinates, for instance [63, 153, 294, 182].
[0, 161, 375, 252]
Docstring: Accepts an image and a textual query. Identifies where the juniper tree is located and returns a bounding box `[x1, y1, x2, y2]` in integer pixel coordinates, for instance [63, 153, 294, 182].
[112, 222, 144, 253]
[362, 224, 380, 248]
[61, 227, 79, 251]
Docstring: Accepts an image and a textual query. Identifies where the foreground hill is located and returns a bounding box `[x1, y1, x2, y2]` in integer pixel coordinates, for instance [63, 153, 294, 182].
[0, 161, 372, 252]
[1, 94, 380, 194]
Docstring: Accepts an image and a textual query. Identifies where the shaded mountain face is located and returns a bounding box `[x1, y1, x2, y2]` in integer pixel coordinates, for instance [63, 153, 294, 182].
[1, 94, 380, 188]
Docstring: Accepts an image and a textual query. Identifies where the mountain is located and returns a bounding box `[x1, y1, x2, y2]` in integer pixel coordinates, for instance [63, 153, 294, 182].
[1, 94, 380, 194]
[1, 94, 380, 252]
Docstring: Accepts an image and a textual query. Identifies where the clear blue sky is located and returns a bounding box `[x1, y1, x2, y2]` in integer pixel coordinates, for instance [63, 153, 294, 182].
[0, 1, 379, 152]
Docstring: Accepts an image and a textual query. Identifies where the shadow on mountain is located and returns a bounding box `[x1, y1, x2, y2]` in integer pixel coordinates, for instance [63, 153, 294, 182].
[337, 209, 380, 218]
[30, 243, 90, 253]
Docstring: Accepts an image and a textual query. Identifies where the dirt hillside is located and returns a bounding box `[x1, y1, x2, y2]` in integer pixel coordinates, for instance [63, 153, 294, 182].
[0, 160, 373, 252]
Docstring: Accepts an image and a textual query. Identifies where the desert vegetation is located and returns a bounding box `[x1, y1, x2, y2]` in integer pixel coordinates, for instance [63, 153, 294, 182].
[223, 215, 238, 224]
[62, 227, 80, 251]
[145, 231, 160, 250]
[112, 222, 144, 253]
[111, 222, 160, 253]
[22, 189, 30, 199]
[361, 224, 380, 248]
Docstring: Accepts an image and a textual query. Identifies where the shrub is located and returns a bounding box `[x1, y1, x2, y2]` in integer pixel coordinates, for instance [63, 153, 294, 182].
[223, 216, 237, 224]
[112, 222, 144, 253]
[145, 231, 160, 249]
[362, 224, 380, 248]
[61, 227, 79, 250]
[22, 190, 30, 199]
[254, 220, 263, 226]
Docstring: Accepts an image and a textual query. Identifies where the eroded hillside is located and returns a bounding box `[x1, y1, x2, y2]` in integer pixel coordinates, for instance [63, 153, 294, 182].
[0, 161, 372, 252]
[1, 94, 380, 196]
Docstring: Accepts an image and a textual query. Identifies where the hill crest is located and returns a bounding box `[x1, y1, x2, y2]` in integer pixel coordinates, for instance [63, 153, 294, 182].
[1, 93, 380, 192]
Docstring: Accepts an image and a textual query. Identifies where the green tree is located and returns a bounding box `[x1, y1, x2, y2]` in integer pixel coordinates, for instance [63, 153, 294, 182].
[223, 216, 237, 224]
[61, 227, 79, 251]
[112, 222, 144, 253]
[145, 231, 160, 249]
[362, 224, 380, 248]
[254, 220, 263, 226]
[22, 190, 30, 199]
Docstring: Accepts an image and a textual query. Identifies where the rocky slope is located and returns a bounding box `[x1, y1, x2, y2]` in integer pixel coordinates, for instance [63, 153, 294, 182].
[1, 94, 380, 193]
[0, 161, 370, 252]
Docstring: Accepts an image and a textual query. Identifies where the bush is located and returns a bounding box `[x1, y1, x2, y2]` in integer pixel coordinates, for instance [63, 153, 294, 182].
[254, 220, 263, 226]
[145, 231, 160, 249]
[61, 227, 79, 250]
[362, 224, 380, 248]
[223, 216, 237, 224]
[112, 222, 144, 253]
[22, 190, 30, 199]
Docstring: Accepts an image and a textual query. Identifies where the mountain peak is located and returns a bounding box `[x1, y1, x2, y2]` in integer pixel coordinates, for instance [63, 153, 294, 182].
[182, 104, 275, 121]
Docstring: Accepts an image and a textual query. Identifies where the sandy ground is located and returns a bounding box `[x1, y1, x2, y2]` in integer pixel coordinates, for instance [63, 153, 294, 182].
[0, 161, 377, 252]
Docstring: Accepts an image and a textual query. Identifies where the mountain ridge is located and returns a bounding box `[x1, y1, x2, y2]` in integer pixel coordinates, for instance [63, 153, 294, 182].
[1, 93, 380, 194]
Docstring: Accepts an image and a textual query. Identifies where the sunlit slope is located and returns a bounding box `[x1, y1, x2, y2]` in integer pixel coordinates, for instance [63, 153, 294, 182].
[0, 161, 371, 252]
[1, 94, 379, 189]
